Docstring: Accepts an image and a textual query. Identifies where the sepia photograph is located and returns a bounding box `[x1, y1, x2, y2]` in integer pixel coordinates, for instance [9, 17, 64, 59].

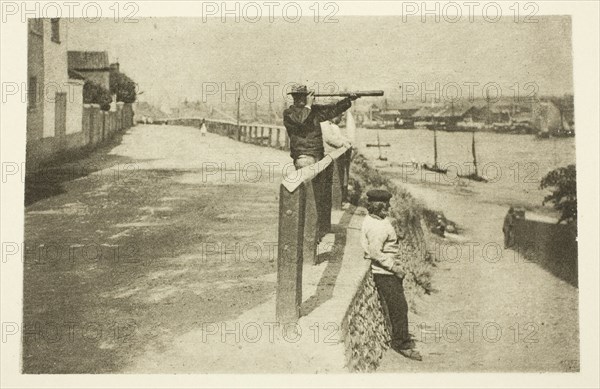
[1, 1, 599, 387]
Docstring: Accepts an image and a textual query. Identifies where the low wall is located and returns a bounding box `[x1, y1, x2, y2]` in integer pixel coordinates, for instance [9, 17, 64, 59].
[26, 103, 135, 172]
[506, 211, 578, 286]
[342, 269, 392, 371]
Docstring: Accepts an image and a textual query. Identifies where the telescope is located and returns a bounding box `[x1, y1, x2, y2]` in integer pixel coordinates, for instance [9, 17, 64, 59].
[313, 90, 384, 97]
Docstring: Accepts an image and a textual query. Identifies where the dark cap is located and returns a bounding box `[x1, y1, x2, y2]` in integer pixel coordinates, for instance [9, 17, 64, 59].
[366, 189, 392, 202]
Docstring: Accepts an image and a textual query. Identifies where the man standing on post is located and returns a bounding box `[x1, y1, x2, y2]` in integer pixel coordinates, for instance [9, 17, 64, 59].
[283, 84, 358, 169]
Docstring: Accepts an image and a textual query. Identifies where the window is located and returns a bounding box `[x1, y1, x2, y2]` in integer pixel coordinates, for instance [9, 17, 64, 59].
[51, 18, 60, 43]
[28, 77, 37, 108]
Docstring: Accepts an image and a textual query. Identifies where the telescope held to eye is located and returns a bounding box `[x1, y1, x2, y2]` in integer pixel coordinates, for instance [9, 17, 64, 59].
[313, 90, 384, 97]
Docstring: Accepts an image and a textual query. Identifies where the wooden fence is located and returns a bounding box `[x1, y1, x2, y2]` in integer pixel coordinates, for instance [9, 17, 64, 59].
[82, 102, 135, 146]
[27, 102, 135, 172]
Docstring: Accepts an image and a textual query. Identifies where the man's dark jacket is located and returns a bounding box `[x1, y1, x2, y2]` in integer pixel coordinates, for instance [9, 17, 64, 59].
[283, 98, 352, 160]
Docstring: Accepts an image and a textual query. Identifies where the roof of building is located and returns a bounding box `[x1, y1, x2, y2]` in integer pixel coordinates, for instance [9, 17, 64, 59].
[67, 69, 86, 80]
[375, 108, 420, 120]
[412, 106, 439, 118]
[398, 108, 420, 116]
[412, 105, 476, 118]
[511, 112, 532, 122]
[67, 51, 110, 71]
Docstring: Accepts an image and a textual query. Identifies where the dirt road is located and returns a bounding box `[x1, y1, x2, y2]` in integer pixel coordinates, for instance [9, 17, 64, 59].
[377, 175, 579, 372]
[23, 125, 291, 373]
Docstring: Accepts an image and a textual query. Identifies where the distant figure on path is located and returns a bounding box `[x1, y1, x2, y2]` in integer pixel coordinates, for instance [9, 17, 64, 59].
[361, 189, 422, 361]
[200, 119, 208, 136]
[283, 84, 357, 169]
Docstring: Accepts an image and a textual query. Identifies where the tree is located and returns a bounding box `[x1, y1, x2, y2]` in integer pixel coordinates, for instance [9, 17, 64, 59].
[109, 70, 137, 103]
[83, 80, 112, 111]
[540, 164, 577, 224]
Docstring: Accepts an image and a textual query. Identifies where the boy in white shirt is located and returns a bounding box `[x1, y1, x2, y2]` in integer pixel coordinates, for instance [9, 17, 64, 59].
[361, 189, 422, 361]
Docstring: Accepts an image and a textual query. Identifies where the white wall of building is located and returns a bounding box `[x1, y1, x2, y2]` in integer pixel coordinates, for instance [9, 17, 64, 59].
[66, 80, 84, 134]
[41, 18, 70, 138]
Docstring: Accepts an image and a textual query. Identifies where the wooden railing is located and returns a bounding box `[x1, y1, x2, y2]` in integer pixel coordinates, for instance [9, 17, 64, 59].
[276, 147, 352, 323]
[167, 118, 290, 150]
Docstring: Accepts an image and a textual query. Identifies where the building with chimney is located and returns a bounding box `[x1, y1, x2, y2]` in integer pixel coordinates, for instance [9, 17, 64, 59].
[67, 51, 111, 90]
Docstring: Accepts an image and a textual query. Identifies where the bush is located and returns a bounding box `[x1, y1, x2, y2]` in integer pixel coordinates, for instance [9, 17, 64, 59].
[109, 70, 136, 103]
[83, 80, 111, 111]
[540, 164, 577, 224]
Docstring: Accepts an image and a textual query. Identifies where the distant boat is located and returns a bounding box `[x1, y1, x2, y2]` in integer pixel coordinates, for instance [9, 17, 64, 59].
[458, 130, 488, 182]
[422, 125, 448, 174]
[422, 163, 447, 174]
[368, 131, 388, 161]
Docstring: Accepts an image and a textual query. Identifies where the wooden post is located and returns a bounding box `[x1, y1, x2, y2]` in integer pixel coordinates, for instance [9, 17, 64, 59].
[276, 184, 306, 323]
[303, 180, 319, 265]
[331, 155, 344, 210]
[102, 112, 106, 140]
[276, 128, 281, 148]
[319, 166, 333, 235]
[342, 149, 351, 204]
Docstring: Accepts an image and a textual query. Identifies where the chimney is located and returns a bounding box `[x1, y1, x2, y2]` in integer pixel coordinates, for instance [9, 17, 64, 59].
[110, 62, 120, 73]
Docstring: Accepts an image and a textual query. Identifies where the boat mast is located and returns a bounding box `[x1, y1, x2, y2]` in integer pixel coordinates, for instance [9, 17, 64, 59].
[433, 128, 438, 168]
[236, 93, 241, 127]
[472, 130, 478, 176]
[486, 90, 492, 126]
[431, 97, 438, 168]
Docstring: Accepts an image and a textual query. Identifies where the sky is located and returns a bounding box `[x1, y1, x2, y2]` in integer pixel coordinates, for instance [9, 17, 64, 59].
[66, 16, 573, 110]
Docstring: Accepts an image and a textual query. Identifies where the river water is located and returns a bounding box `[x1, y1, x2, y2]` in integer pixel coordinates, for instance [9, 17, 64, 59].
[357, 128, 576, 214]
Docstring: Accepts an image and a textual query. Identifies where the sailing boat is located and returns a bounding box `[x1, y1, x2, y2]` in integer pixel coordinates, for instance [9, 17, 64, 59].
[422, 100, 447, 174]
[365, 136, 391, 147]
[374, 131, 388, 161]
[458, 130, 487, 182]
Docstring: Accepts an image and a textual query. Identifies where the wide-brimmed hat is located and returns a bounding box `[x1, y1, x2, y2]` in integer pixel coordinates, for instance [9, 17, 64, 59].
[287, 84, 310, 95]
